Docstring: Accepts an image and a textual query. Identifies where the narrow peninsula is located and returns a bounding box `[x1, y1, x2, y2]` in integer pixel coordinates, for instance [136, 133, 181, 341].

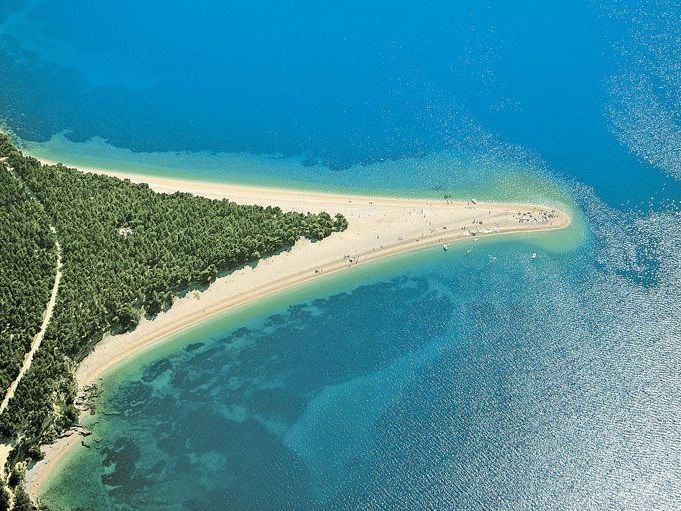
[0, 134, 570, 507]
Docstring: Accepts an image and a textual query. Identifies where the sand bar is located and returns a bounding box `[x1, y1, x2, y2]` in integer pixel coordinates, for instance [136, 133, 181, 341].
[25, 163, 571, 499]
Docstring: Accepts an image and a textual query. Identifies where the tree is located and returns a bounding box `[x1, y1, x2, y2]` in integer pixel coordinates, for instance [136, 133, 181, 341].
[0, 481, 10, 511]
[13, 486, 35, 511]
[117, 304, 141, 332]
[144, 292, 164, 316]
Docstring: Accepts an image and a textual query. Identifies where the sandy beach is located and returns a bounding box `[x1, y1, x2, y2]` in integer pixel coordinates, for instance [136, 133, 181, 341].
[25, 163, 571, 499]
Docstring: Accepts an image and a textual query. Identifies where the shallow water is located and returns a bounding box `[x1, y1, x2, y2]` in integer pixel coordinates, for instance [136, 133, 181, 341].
[1, 0, 680, 509]
[40, 225, 681, 510]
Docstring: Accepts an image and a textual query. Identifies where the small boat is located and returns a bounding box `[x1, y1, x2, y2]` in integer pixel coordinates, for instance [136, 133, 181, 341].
[531, 253, 537, 259]
[442, 244, 449, 251]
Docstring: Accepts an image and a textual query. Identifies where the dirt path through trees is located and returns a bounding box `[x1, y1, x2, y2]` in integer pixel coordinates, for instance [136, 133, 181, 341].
[0, 166, 63, 415]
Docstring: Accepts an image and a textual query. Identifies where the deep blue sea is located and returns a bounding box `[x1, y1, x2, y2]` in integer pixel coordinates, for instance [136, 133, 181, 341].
[1, 0, 680, 509]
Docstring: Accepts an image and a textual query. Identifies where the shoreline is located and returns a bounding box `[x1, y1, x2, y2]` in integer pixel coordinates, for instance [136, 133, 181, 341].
[25, 161, 572, 500]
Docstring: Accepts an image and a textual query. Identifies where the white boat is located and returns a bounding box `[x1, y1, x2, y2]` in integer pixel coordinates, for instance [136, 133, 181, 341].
[531, 252, 537, 259]
[442, 244, 449, 251]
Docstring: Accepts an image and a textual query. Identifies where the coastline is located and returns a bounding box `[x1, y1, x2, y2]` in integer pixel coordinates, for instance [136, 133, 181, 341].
[25, 161, 572, 500]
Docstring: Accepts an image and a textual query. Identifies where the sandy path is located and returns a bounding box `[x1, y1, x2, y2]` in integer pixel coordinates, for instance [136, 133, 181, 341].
[0, 165, 63, 415]
[25, 164, 572, 499]
[0, 229, 61, 415]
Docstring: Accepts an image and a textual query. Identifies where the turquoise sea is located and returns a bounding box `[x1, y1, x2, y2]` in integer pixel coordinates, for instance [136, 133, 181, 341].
[1, 0, 680, 509]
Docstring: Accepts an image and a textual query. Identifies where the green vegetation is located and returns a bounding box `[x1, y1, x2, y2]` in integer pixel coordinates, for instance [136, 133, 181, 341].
[0, 480, 10, 510]
[0, 163, 57, 396]
[12, 486, 35, 511]
[0, 133, 347, 505]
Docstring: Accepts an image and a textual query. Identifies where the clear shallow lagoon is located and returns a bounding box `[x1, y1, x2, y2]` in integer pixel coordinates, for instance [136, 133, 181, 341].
[2, 0, 681, 509]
